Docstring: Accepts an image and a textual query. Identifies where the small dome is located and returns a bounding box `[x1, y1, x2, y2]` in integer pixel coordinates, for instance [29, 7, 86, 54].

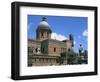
[37, 17, 52, 33]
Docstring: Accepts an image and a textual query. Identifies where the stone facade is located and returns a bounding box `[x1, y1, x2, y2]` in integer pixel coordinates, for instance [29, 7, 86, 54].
[28, 17, 74, 66]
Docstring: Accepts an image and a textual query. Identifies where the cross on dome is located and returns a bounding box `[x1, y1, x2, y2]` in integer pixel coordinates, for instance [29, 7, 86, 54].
[42, 16, 46, 21]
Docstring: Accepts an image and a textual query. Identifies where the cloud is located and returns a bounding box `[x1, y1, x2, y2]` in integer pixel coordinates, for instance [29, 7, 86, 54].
[74, 41, 76, 45]
[28, 23, 33, 30]
[83, 29, 88, 37]
[51, 32, 67, 41]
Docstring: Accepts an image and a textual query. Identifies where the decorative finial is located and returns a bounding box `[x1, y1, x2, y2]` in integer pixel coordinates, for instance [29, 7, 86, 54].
[42, 16, 46, 21]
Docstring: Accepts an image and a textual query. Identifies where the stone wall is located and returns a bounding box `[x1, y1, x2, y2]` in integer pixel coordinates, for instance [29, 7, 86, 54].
[28, 54, 59, 66]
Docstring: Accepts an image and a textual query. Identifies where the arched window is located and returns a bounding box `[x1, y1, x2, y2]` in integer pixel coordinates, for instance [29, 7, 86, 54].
[35, 48, 38, 52]
[54, 48, 56, 52]
[42, 47, 44, 53]
[68, 48, 71, 52]
[41, 33, 44, 38]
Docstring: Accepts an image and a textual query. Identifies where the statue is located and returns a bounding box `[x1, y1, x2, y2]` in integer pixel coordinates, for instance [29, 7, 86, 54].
[78, 44, 84, 64]
[79, 44, 83, 54]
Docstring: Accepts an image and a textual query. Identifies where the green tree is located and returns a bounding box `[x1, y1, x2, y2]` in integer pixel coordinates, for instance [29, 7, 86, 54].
[58, 52, 66, 65]
[67, 52, 78, 64]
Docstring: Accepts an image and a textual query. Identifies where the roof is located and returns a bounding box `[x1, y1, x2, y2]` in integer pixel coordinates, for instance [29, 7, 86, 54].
[28, 39, 41, 43]
[62, 40, 72, 43]
[42, 39, 66, 45]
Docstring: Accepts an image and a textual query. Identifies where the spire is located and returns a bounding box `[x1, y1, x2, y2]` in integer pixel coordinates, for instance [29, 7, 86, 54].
[69, 33, 74, 47]
[42, 16, 46, 21]
[69, 33, 73, 41]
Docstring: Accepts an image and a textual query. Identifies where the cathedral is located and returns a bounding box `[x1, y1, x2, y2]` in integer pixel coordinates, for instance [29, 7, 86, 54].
[28, 16, 74, 66]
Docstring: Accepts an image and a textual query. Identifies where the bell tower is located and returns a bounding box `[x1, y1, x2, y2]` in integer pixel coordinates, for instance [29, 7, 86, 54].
[69, 33, 74, 47]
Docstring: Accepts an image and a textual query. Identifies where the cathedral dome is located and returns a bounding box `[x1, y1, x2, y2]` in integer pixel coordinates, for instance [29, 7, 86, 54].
[38, 21, 50, 29]
[37, 17, 52, 33]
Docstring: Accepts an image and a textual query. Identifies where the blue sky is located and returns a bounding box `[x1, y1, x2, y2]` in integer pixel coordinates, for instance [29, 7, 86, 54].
[28, 15, 88, 53]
